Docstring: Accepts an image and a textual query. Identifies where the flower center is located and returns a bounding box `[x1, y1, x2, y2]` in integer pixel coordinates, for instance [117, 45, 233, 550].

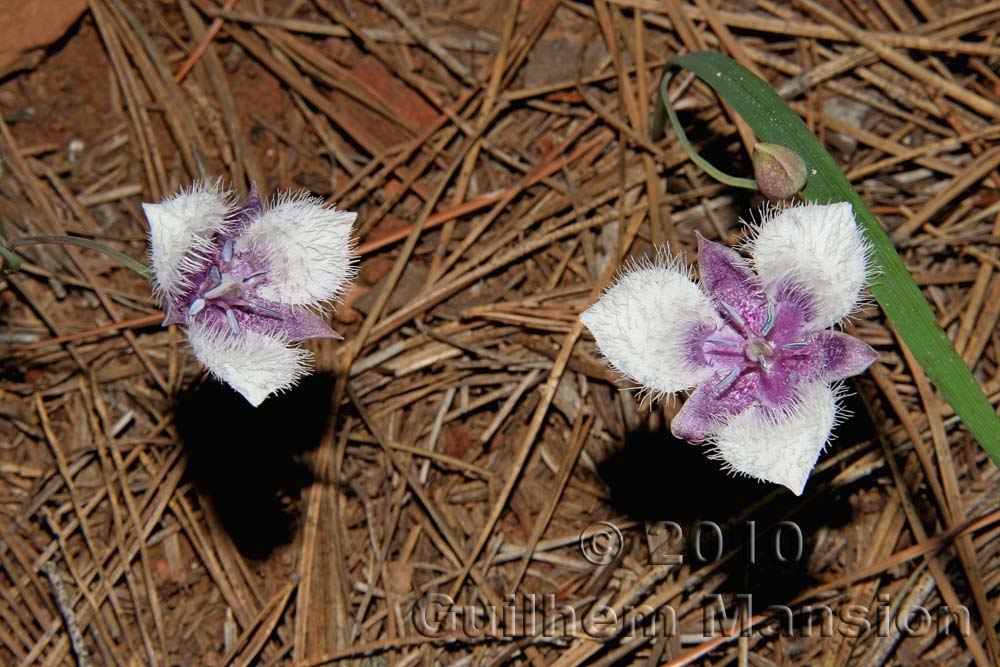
[203, 273, 241, 300]
[744, 337, 774, 363]
[186, 238, 275, 334]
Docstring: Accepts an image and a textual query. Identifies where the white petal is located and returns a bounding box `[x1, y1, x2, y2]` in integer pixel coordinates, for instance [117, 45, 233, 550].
[709, 382, 839, 495]
[144, 181, 234, 299]
[747, 202, 872, 328]
[186, 321, 311, 406]
[236, 193, 357, 307]
[580, 254, 720, 398]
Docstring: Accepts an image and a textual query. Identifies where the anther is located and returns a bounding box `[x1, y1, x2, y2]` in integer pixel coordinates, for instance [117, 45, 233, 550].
[225, 308, 240, 335]
[706, 338, 740, 347]
[243, 269, 268, 283]
[719, 301, 746, 330]
[781, 342, 807, 350]
[209, 265, 222, 285]
[761, 302, 776, 336]
[222, 238, 233, 264]
[188, 298, 205, 316]
[716, 367, 741, 392]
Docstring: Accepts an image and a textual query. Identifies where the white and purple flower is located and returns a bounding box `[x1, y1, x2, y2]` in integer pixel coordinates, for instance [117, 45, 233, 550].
[143, 181, 356, 406]
[581, 203, 878, 495]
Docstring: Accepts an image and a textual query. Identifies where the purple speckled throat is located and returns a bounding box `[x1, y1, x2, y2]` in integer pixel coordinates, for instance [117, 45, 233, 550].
[162, 184, 340, 342]
[672, 235, 877, 441]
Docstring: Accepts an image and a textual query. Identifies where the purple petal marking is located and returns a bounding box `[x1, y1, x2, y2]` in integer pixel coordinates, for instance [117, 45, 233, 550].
[766, 299, 808, 346]
[231, 296, 342, 341]
[758, 364, 796, 407]
[161, 302, 187, 327]
[697, 234, 767, 332]
[774, 336, 824, 380]
[282, 307, 343, 341]
[688, 321, 745, 370]
[812, 331, 878, 382]
[684, 322, 742, 371]
[773, 279, 819, 325]
[671, 371, 758, 441]
[683, 322, 719, 370]
[228, 182, 264, 236]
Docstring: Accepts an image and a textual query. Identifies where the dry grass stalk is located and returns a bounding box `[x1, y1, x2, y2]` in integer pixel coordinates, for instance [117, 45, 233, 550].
[0, 1, 998, 666]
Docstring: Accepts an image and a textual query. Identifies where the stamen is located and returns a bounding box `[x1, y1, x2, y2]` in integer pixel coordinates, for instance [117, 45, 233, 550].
[225, 308, 240, 335]
[222, 239, 233, 263]
[188, 298, 205, 316]
[243, 269, 268, 283]
[761, 302, 776, 336]
[209, 265, 222, 285]
[715, 367, 741, 392]
[719, 300, 746, 330]
[744, 337, 774, 364]
[204, 275, 238, 300]
[706, 338, 740, 347]
[781, 342, 807, 350]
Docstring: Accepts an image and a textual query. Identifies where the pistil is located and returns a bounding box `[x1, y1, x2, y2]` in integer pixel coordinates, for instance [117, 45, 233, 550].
[744, 337, 774, 363]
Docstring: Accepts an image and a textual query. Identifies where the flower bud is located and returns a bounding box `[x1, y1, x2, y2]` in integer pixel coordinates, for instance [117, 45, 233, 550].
[752, 143, 807, 199]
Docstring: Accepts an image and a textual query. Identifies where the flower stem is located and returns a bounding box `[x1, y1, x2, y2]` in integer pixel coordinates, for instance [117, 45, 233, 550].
[6, 235, 153, 281]
[652, 68, 758, 191]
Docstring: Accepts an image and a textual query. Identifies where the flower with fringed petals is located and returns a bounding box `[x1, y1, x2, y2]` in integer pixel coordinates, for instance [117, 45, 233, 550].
[580, 203, 878, 495]
[143, 180, 357, 406]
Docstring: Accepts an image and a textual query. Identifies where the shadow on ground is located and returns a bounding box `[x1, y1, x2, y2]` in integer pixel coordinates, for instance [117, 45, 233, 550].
[597, 388, 875, 612]
[173, 374, 334, 559]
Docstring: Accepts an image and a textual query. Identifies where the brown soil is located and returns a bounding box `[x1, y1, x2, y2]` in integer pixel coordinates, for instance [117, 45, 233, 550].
[1, 2, 998, 667]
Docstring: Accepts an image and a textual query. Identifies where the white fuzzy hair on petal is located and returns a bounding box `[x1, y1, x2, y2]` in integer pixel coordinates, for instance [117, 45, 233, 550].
[708, 382, 842, 495]
[746, 202, 873, 329]
[580, 250, 720, 399]
[143, 180, 234, 300]
[186, 321, 311, 406]
[237, 192, 357, 307]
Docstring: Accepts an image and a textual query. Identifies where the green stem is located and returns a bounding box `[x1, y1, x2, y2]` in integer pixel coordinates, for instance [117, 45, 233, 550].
[0, 246, 22, 274]
[7, 235, 153, 281]
[653, 69, 758, 191]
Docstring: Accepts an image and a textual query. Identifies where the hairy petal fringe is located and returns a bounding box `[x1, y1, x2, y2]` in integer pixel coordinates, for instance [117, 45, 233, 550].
[238, 192, 358, 307]
[707, 382, 845, 495]
[581, 250, 719, 397]
[186, 321, 311, 406]
[144, 179, 235, 300]
[746, 202, 873, 329]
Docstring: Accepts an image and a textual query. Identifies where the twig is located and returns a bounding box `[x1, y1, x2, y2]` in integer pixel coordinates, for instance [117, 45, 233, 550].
[42, 562, 93, 667]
